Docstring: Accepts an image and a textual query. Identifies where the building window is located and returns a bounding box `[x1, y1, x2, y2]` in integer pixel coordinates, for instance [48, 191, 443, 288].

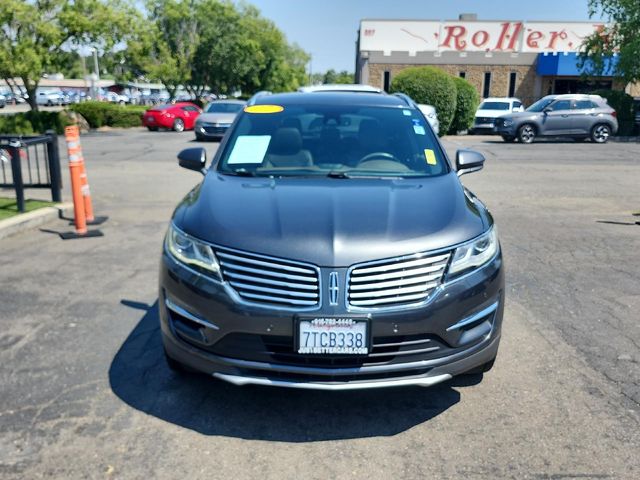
[483, 72, 492, 98]
[459, 71, 466, 79]
[508, 72, 517, 97]
[383, 71, 391, 92]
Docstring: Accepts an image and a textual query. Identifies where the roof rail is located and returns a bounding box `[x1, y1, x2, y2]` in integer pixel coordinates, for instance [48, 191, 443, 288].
[247, 90, 272, 105]
[392, 92, 417, 108]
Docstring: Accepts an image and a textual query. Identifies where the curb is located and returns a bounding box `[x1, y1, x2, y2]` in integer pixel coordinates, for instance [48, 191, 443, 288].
[0, 202, 74, 240]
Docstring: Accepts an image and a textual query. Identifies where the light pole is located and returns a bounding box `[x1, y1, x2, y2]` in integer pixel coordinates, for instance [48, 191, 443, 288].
[92, 48, 100, 99]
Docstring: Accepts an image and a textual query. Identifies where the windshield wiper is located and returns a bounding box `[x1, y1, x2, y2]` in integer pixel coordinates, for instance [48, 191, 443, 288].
[223, 169, 256, 177]
[326, 171, 352, 179]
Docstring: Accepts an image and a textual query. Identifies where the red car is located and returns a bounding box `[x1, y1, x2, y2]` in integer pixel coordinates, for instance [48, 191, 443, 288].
[142, 102, 202, 132]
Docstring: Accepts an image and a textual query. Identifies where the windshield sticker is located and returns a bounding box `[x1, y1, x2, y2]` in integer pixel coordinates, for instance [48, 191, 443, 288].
[244, 105, 284, 114]
[227, 135, 271, 164]
[424, 149, 437, 165]
[402, 110, 411, 116]
[413, 125, 426, 135]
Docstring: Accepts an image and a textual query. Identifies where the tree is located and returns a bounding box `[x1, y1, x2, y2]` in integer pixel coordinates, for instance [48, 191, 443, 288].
[581, 0, 640, 83]
[448, 76, 479, 134]
[146, 0, 201, 99]
[0, 0, 139, 111]
[389, 67, 457, 134]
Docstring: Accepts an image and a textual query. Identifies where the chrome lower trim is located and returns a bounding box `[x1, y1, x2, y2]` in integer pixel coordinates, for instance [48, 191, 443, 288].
[446, 300, 499, 332]
[165, 298, 219, 330]
[213, 372, 452, 390]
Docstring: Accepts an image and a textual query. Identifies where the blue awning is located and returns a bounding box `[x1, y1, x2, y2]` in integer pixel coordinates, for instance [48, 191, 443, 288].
[536, 52, 618, 76]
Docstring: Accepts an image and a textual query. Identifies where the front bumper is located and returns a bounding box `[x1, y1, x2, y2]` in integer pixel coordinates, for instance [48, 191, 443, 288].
[159, 249, 505, 390]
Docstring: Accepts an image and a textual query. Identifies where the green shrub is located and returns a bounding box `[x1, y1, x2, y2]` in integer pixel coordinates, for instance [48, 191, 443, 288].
[389, 66, 457, 135]
[591, 89, 634, 136]
[449, 77, 480, 134]
[0, 111, 73, 135]
[69, 101, 146, 128]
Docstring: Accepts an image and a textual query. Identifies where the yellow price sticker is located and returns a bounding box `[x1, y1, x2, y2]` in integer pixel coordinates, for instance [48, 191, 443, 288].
[424, 149, 437, 165]
[244, 104, 284, 114]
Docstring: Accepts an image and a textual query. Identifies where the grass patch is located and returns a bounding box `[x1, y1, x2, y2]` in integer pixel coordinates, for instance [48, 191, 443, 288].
[0, 197, 55, 220]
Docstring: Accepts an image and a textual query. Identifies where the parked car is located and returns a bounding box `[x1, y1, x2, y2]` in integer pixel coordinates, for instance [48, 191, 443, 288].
[633, 98, 640, 127]
[0, 94, 5, 108]
[417, 104, 440, 135]
[36, 89, 64, 106]
[471, 97, 523, 134]
[105, 91, 130, 104]
[298, 84, 383, 93]
[142, 102, 202, 132]
[194, 100, 246, 141]
[160, 90, 504, 390]
[495, 94, 618, 144]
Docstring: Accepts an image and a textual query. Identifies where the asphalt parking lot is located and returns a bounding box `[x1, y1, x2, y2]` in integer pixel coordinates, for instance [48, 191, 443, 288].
[1, 130, 639, 479]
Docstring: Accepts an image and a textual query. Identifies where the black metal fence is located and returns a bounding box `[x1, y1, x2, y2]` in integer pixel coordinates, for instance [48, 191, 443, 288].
[0, 131, 62, 213]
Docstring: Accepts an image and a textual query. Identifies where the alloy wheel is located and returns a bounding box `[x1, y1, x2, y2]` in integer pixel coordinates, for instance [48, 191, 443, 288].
[592, 124, 610, 143]
[518, 124, 535, 144]
[173, 119, 185, 132]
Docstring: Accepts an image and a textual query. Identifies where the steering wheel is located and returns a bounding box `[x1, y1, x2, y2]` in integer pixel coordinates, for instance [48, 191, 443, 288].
[357, 152, 399, 164]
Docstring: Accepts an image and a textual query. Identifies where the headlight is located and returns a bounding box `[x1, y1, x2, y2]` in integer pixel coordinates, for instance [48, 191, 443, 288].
[165, 224, 222, 280]
[448, 227, 499, 276]
[502, 119, 513, 127]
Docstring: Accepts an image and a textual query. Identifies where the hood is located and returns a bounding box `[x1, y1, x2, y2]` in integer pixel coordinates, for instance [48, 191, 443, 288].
[174, 173, 488, 267]
[499, 111, 540, 121]
[196, 112, 237, 124]
[475, 109, 511, 119]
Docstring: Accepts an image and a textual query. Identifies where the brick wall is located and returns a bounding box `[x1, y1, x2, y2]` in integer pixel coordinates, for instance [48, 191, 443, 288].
[368, 63, 540, 105]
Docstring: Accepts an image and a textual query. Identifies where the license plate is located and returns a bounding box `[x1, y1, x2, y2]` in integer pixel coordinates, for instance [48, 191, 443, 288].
[476, 123, 494, 128]
[146, 116, 154, 122]
[297, 317, 369, 355]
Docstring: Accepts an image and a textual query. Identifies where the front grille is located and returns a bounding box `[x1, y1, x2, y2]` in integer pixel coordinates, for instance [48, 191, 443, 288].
[475, 117, 495, 124]
[203, 125, 227, 134]
[215, 247, 320, 307]
[347, 252, 450, 308]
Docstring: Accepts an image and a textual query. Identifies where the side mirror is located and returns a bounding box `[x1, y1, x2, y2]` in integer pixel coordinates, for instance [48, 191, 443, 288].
[456, 149, 485, 177]
[543, 107, 553, 114]
[178, 147, 206, 174]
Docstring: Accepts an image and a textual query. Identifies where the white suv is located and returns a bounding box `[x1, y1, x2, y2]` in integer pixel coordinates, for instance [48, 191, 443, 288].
[471, 97, 524, 134]
[36, 90, 64, 106]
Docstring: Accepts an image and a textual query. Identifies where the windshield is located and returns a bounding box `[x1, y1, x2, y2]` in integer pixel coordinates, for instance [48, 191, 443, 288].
[526, 98, 555, 112]
[478, 102, 510, 111]
[206, 102, 244, 113]
[216, 104, 448, 178]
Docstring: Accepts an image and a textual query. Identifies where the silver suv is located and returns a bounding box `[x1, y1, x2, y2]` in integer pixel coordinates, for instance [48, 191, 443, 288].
[495, 94, 618, 144]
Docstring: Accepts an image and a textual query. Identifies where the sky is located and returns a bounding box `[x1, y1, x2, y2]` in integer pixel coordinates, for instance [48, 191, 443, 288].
[247, 0, 601, 73]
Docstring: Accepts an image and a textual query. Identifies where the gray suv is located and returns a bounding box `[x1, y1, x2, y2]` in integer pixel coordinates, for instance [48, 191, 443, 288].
[495, 94, 618, 144]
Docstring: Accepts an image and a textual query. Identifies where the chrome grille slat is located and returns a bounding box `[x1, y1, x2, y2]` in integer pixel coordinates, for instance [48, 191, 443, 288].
[351, 254, 449, 275]
[349, 264, 447, 283]
[350, 291, 430, 306]
[349, 272, 443, 290]
[349, 282, 438, 299]
[219, 262, 317, 283]
[217, 251, 316, 275]
[224, 271, 318, 290]
[348, 251, 450, 308]
[228, 281, 318, 298]
[216, 248, 320, 308]
[240, 292, 318, 306]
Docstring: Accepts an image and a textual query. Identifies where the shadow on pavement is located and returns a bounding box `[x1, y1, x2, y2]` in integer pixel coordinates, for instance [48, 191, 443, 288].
[109, 300, 463, 442]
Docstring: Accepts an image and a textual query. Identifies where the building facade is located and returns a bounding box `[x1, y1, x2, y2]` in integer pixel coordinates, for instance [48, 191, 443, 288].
[356, 15, 636, 106]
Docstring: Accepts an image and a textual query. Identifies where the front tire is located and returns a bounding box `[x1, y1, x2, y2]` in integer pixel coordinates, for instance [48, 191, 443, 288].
[517, 124, 536, 144]
[173, 118, 185, 132]
[591, 124, 611, 143]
